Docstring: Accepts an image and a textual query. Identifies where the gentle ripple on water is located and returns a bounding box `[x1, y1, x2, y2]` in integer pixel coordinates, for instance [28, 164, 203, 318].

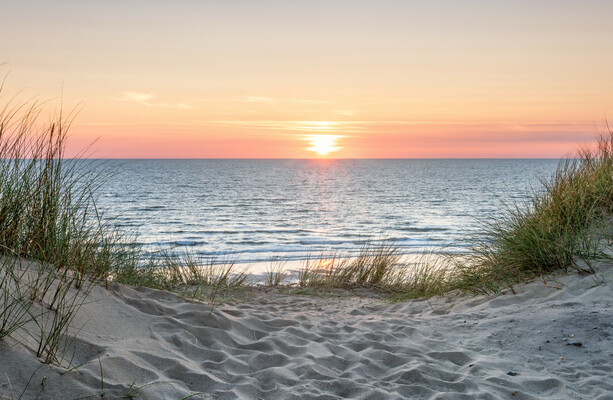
[92, 159, 559, 263]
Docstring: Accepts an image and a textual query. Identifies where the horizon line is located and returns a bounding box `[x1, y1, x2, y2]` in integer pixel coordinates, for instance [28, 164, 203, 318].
[71, 157, 563, 160]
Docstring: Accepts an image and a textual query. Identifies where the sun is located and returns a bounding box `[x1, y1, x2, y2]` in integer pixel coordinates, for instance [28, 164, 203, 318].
[305, 135, 342, 156]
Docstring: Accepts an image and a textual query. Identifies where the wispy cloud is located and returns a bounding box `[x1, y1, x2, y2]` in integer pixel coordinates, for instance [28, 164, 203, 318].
[203, 120, 597, 143]
[241, 96, 336, 104]
[288, 98, 335, 104]
[115, 91, 192, 109]
[207, 120, 367, 134]
[244, 96, 273, 103]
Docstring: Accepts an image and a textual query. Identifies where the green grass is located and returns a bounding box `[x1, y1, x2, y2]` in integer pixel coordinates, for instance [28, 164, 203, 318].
[295, 242, 402, 289]
[0, 88, 131, 366]
[264, 257, 290, 286]
[441, 130, 613, 296]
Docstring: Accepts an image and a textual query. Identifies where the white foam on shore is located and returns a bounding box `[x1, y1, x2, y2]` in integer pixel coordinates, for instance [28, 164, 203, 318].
[1, 261, 612, 399]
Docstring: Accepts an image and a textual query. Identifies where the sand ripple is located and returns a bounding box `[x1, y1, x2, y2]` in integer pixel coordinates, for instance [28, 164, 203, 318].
[1, 265, 612, 399]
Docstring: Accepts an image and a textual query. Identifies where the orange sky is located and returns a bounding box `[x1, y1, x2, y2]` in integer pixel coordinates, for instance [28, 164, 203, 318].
[2, 1, 612, 158]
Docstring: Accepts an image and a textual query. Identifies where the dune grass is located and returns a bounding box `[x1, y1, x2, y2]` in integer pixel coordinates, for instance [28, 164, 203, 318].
[264, 257, 290, 286]
[295, 242, 402, 289]
[441, 131, 613, 296]
[0, 94, 136, 282]
[111, 250, 248, 291]
[0, 90, 133, 366]
[356, 130, 613, 301]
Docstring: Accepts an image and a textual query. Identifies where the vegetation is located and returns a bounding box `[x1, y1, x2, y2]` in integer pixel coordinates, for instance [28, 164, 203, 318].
[390, 129, 613, 300]
[0, 90, 133, 366]
[446, 130, 613, 296]
[295, 243, 402, 289]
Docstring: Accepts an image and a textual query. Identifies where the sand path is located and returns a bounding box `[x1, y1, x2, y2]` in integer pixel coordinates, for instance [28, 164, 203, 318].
[1, 264, 611, 399]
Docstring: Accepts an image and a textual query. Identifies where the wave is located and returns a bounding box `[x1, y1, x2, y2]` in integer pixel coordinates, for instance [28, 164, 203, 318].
[395, 227, 450, 232]
[169, 240, 206, 247]
[135, 205, 168, 212]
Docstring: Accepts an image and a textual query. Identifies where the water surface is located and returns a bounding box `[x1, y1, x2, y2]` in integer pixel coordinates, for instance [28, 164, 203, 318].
[95, 159, 558, 263]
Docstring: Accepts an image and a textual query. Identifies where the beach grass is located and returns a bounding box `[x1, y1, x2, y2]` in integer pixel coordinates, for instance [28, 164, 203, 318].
[294, 242, 402, 289]
[0, 91, 132, 365]
[442, 130, 613, 295]
[264, 257, 290, 286]
[338, 128, 613, 301]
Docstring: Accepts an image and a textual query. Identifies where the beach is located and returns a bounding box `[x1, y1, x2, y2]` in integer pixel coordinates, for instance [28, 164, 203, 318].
[3, 1, 613, 398]
[1, 259, 611, 400]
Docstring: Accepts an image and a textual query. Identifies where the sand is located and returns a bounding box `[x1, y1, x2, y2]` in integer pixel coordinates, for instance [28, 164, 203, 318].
[1, 262, 612, 400]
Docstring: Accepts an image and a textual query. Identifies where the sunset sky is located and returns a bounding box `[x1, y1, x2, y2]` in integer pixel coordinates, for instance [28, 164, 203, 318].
[2, 0, 612, 158]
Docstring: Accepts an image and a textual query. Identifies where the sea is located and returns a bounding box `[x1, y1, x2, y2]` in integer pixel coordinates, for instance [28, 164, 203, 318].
[94, 159, 559, 266]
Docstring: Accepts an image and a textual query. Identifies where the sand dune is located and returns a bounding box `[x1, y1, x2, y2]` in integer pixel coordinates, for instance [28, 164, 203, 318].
[1, 263, 612, 399]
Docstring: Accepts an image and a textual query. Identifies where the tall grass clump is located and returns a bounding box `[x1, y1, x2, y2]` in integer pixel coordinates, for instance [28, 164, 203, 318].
[0, 257, 31, 340]
[0, 92, 130, 279]
[111, 248, 250, 306]
[0, 86, 135, 365]
[264, 257, 289, 286]
[451, 129, 613, 295]
[296, 242, 403, 289]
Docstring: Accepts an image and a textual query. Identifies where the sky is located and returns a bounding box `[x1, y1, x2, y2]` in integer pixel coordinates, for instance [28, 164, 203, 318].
[1, 0, 613, 158]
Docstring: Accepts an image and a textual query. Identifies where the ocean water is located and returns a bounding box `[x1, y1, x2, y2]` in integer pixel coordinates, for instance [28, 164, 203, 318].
[94, 159, 559, 264]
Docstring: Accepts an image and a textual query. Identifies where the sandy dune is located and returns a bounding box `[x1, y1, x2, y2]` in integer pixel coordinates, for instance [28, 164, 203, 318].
[1, 263, 612, 399]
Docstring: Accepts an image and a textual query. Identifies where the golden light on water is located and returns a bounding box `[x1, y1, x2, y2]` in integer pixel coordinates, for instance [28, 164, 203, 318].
[305, 134, 343, 156]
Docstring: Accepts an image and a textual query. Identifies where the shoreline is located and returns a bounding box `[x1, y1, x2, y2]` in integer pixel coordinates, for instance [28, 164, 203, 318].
[173, 252, 454, 285]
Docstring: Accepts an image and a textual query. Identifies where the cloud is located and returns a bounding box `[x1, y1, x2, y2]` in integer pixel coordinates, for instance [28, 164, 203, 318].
[242, 96, 337, 104]
[203, 120, 599, 143]
[288, 98, 335, 104]
[115, 91, 192, 109]
[207, 120, 367, 134]
[244, 96, 273, 103]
